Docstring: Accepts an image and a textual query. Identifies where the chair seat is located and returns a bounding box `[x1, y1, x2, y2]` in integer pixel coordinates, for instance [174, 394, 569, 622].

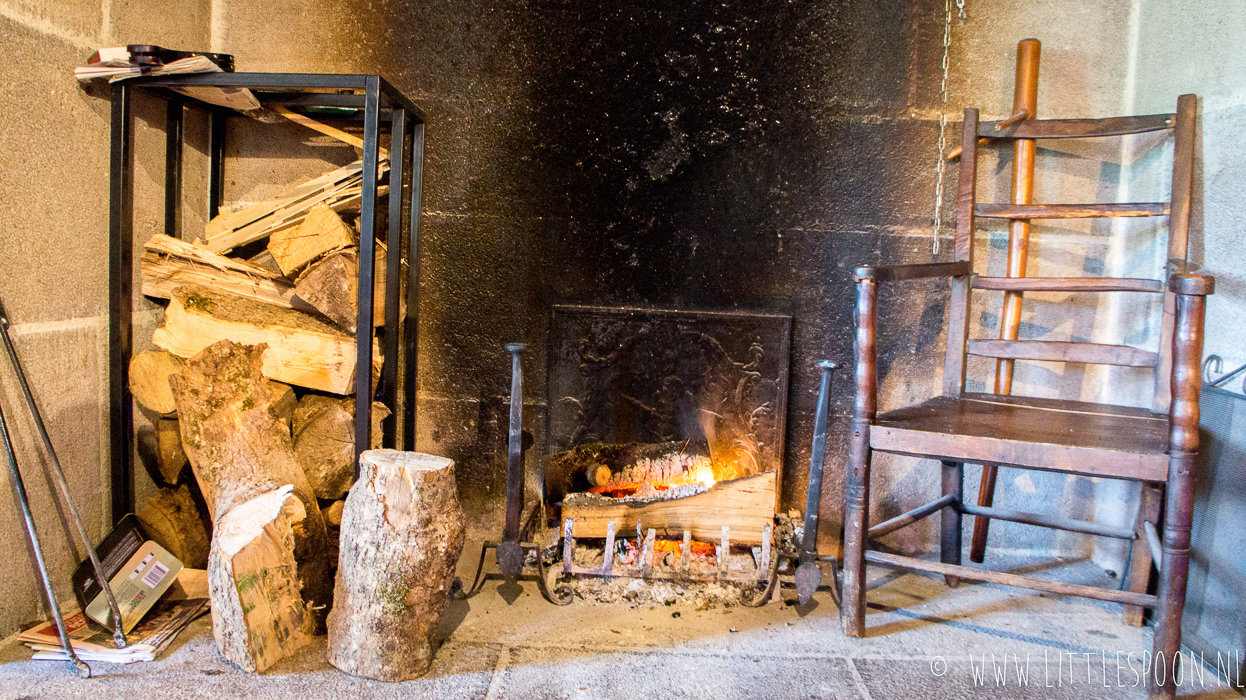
[870, 393, 1170, 481]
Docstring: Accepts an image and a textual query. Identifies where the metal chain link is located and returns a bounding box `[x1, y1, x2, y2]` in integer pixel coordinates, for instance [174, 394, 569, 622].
[932, 0, 966, 255]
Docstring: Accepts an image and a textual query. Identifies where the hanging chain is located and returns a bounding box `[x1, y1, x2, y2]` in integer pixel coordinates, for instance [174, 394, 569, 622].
[932, 0, 966, 255]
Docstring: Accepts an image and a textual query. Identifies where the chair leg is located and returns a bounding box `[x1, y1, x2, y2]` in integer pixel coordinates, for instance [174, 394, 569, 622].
[940, 461, 963, 588]
[1149, 455, 1194, 700]
[1122, 483, 1163, 626]
[840, 420, 872, 637]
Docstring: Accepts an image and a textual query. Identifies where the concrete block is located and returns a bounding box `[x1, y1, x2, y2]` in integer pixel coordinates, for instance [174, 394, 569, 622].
[106, 0, 212, 49]
[0, 322, 104, 638]
[0, 18, 110, 324]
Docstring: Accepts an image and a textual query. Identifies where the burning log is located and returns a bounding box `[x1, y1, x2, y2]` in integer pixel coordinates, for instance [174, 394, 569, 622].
[292, 394, 389, 500]
[544, 440, 716, 503]
[169, 340, 331, 671]
[153, 285, 377, 395]
[561, 470, 776, 545]
[328, 450, 465, 682]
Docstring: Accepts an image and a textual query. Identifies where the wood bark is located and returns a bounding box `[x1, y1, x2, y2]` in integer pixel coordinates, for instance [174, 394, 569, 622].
[155, 417, 188, 484]
[153, 285, 377, 395]
[128, 349, 185, 415]
[267, 202, 357, 276]
[544, 440, 712, 503]
[328, 450, 465, 681]
[136, 484, 210, 569]
[209, 486, 316, 673]
[292, 245, 389, 331]
[292, 394, 389, 500]
[266, 381, 297, 431]
[169, 340, 331, 667]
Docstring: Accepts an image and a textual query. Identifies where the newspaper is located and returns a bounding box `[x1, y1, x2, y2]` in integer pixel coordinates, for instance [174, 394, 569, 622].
[74, 50, 261, 111]
[20, 597, 209, 664]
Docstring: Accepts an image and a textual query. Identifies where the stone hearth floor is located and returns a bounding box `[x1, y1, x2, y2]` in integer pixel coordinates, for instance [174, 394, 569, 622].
[0, 549, 1238, 699]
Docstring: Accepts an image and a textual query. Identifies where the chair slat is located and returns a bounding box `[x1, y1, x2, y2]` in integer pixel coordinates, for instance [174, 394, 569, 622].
[967, 339, 1158, 367]
[975, 203, 1168, 219]
[978, 113, 1175, 139]
[973, 276, 1162, 293]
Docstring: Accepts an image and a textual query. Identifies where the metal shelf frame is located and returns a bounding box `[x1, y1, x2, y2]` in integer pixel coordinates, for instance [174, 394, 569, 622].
[108, 72, 425, 522]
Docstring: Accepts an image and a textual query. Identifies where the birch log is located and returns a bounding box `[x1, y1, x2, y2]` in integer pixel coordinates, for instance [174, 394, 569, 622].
[209, 486, 315, 672]
[328, 450, 465, 681]
[169, 340, 331, 671]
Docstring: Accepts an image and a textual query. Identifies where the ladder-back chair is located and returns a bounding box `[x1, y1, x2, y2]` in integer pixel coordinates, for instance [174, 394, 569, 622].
[840, 94, 1211, 700]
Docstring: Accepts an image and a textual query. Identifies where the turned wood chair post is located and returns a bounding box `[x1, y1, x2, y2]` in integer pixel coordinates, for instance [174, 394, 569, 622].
[841, 271, 878, 637]
[1150, 273, 1212, 699]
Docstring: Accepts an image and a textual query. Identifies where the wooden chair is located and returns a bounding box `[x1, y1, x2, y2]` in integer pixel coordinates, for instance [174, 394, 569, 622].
[841, 94, 1211, 700]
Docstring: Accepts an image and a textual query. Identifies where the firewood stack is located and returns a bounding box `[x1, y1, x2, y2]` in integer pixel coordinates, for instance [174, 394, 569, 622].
[127, 154, 407, 673]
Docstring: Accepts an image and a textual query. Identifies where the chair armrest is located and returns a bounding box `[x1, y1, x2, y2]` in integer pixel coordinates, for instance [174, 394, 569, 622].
[1169, 272, 1214, 296]
[853, 261, 971, 283]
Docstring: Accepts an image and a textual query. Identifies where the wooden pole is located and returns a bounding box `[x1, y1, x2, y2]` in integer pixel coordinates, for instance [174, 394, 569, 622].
[969, 38, 1040, 564]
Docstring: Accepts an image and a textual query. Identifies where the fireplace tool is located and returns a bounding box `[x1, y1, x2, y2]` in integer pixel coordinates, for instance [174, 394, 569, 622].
[0, 298, 129, 677]
[453, 343, 572, 605]
[795, 360, 839, 605]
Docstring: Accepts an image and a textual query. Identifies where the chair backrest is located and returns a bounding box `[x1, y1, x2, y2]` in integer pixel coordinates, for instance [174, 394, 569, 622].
[942, 94, 1198, 413]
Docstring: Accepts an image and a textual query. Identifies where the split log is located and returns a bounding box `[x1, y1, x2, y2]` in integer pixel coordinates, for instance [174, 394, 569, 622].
[153, 285, 379, 395]
[293, 246, 389, 331]
[266, 381, 297, 431]
[136, 484, 210, 569]
[267, 202, 357, 276]
[141, 234, 315, 314]
[292, 394, 390, 500]
[328, 450, 465, 681]
[323, 499, 345, 527]
[561, 470, 776, 545]
[128, 349, 185, 415]
[169, 340, 331, 666]
[155, 417, 189, 483]
[247, 249, 283, 275]
[209, 486, 315, 673]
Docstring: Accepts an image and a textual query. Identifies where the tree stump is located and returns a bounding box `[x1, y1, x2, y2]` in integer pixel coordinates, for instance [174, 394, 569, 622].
[169, 340, 332, 670]
[328, 450, 465, 681]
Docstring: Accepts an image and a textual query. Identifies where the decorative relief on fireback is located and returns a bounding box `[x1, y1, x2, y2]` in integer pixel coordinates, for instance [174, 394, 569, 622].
[547, 306, 791, 494]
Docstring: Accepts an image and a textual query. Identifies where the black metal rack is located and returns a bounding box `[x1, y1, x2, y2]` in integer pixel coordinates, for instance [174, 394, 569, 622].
[108, 72, 425, 521]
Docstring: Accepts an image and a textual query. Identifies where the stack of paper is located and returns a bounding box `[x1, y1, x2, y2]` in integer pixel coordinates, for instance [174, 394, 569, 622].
[21, 597, 208, 665]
